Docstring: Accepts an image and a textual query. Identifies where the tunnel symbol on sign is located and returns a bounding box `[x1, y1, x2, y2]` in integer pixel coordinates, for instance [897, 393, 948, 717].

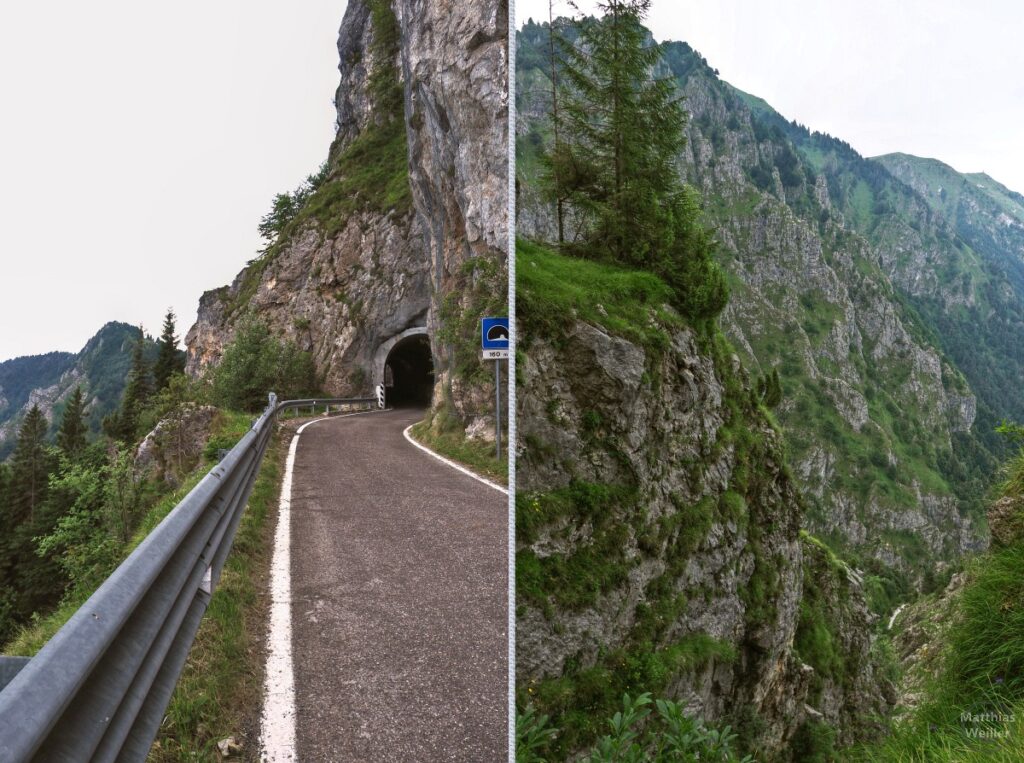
[481, 317, 510, 350]
[486, 325, 509, 343]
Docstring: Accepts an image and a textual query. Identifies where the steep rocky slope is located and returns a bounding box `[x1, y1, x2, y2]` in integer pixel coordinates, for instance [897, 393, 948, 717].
[516, 22, 1008, 583]
[0, 323, 155, 459]
[516, 243, 892, 758]
[186, 0, 507, 432]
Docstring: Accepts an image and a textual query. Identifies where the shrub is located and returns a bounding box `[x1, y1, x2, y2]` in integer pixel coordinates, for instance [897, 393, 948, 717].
[517, 693, 753, 762]
[210, 321, 317, 412]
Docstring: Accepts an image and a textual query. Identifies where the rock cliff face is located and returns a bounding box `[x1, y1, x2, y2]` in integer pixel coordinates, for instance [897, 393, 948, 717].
[516, 23, 996, 575]
[186, 0, 507, 430]
[515, 258, 892, 756]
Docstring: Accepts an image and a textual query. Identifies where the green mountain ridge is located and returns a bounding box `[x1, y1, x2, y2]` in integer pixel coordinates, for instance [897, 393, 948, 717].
[0, 322, 157, 460]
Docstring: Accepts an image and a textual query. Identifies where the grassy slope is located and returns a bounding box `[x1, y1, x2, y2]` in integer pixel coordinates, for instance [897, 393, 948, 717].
[408, 411, 508, 485]
[854, 447, 1024, 761]
[517, 238, 682, 351]
[152, 417, 283, 760]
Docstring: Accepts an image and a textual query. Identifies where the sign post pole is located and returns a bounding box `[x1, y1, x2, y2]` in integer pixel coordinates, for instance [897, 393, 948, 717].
[481, 316, 510, 463]
[495, 358, 501, 458]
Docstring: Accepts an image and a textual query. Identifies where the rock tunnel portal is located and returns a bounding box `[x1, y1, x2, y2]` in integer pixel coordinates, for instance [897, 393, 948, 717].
[384, 333, 434, 407]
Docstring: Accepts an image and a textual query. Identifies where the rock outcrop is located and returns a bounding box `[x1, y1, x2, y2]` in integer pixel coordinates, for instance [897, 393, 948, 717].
[516, 303, 893, 757]
[134, 404, 219, 487]
[186, 0, 508, 432]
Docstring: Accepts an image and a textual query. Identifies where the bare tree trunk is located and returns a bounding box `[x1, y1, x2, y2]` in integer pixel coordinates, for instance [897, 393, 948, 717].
[549, 0, 565, 244]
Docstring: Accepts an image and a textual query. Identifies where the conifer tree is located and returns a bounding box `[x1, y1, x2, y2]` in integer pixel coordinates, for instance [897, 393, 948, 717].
[540, 1, 568, 244]
[7, 405, 51, 524]
[557, 0, 685, 263]
[552, 0, 729, 318]
[57, 386, 88, 456]
[114, 331, 152, 441]
[153, 310, 184, 391]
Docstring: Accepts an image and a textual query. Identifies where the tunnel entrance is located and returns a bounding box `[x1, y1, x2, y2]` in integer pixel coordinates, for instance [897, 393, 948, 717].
[384, 334, 434, 407]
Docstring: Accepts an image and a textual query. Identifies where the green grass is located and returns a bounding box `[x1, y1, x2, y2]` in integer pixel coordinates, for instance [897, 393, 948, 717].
[517, 238, 683, 352]
[407, 407, 508, 485]
[522, 634, 736, 756]
[516, 482, 637, 613]
[795, 535, 848, 687]
[853, 449, 1024, 760]
[151, 421, 284, 760]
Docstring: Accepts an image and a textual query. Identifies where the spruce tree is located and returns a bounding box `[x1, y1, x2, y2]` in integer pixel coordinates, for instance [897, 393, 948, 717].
[2, 411, 67, 623]
[552, 1, 729, 318]
[7, 405, 51, 524]
[541, 1, 568, 244]
[57, 386, 88, 456]
[116, 332, 152, 441]
[153, 310, 184, 391]
[557, 0, 685, 264]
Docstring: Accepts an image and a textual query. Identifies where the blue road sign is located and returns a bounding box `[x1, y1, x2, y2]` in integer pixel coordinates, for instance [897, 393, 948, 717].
[481, 317, 510, 350]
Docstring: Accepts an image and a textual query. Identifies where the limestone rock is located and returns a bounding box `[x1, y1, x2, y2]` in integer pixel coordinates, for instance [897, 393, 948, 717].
[517, 315, 893, 754]
[988, 496, 1024, 548]
[135, 405, 219, 486]
[185, 0, 507, 427]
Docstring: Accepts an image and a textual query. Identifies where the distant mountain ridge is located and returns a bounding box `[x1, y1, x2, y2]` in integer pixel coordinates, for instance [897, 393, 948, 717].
[0, 322, 155, 459]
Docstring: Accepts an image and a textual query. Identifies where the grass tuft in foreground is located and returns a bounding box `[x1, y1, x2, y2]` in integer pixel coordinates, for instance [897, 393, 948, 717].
[518, 692, 753, 762]
[853, 444, 1024, 761]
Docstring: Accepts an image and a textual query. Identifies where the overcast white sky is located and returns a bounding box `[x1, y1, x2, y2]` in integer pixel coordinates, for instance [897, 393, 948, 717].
[4, 3, 1021, 361]
[0, 1, 347, 361]
[516, 1, 1024, 194]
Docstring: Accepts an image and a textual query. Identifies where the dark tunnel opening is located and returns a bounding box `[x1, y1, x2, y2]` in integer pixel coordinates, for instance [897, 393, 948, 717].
[384, 334, 434, 407]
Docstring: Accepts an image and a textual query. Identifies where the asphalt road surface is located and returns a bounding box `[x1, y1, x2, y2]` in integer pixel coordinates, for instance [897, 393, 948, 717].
[287, 408, 508, 761]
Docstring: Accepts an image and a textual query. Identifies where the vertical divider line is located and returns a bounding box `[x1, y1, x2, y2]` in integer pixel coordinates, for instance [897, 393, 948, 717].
[506, 2, 518, 760]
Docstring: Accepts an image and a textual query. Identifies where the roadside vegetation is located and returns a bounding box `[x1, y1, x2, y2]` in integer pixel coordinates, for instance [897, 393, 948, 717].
[151, 418, 283, 761]
[0, 313, 323, 758]
[408, 406, 508, 485]
[518, 693, 753, 762]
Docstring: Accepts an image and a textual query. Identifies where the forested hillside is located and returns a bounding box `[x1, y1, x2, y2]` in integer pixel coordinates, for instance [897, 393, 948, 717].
[0, 315, 188, 640]
[0, 322, 159, 461]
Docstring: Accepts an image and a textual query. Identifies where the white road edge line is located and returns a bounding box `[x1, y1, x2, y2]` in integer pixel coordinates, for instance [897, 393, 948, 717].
[258, 431, 298, 763]
[258, 407, 382, 762]
[403, 424, 509, 495]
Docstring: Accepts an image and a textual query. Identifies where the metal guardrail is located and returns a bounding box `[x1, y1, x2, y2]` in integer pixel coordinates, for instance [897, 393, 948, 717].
[0, 393, 375, 762]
